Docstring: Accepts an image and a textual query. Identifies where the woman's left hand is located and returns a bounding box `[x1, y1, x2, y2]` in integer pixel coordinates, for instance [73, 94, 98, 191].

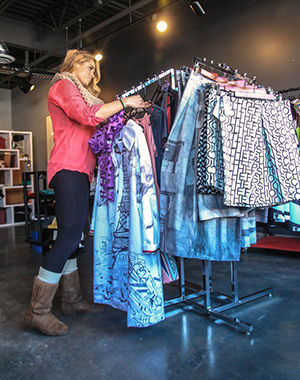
[124, 95, 151, 109]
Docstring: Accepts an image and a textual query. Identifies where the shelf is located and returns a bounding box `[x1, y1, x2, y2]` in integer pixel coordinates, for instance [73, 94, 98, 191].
[0, 221, 25, 228]
[0, 149, 20, 170]
[0, 130, 33, 226]
[0, 185, 29, 189]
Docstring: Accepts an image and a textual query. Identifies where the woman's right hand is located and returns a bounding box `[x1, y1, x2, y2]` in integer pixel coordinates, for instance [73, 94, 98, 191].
[123, 95, 151, 109]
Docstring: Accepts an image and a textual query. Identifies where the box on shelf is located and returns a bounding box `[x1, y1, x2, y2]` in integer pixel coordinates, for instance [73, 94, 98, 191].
[13, 160, 25, 185]
[6, 188, 24, 205]
[4, 152, 11, 167]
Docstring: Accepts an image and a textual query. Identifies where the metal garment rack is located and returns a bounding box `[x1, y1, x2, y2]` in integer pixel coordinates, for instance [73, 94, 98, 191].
[193, 57, 279, 100]
[119, 61, 274, 333]
[193, 56, 254, 83]
[119, 68, 176, 98]
[164, 258, 273, 334]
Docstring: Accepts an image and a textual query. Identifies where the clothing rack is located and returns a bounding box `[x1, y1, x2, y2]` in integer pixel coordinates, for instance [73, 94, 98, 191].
[193, 56, 255, 83]
[193, 57, 279, 101]
[119, 68, 176, 98]
[118, 64, 274, 334]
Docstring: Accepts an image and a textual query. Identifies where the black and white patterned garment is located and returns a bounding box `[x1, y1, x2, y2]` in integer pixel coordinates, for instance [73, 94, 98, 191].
[196, 86, 223, 194]
[219, 96, 300, 207]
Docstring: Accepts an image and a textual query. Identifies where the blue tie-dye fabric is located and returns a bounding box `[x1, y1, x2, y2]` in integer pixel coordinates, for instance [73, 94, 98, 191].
[92, 120, 164, 327]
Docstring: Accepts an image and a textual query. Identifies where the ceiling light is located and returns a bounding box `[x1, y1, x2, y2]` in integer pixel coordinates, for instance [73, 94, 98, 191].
[0, 40, 15, 64]
[189, 1, 205, 16]
[19, 78, 35, 93]
[94, 53, 103, 62]
[156, 20, 168, 33]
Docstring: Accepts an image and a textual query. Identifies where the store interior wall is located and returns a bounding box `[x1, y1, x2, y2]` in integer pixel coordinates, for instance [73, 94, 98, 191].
[9, 0, 300, 171]
[0, 88, 12, 130]
[11, 80, 50, 171]
[99, 0, 300, 101]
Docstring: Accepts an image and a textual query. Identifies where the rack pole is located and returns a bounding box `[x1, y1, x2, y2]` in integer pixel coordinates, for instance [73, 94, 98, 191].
[120, 68, 176, 98]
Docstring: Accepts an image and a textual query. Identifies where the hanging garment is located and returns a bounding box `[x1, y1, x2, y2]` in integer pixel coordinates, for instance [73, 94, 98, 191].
[150, 105, 168, 186]
[92, 120, 164, 328]
[137, 113, 178, 284]
[219, 95, 300, 207]
[89, 111, 125, 201]
[240, 210, 257, 248]
[158, 89, 179, 133]
[160, 71, 206, 259]
[197, 85, 224, 194]
[160, 72, 253, 261]
[135, 113, 160, 208]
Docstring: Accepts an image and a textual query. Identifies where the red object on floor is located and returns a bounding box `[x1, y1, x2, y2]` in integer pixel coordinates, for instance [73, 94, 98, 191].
[251, 236, 300, 252]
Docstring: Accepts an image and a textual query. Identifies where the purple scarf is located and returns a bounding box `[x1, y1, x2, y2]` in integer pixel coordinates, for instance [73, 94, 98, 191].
[89, 111, 125, 201]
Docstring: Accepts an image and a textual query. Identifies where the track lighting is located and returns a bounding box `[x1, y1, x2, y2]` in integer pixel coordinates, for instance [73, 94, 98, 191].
[189, 0, 205, 16]
[19, 78, 35, 93]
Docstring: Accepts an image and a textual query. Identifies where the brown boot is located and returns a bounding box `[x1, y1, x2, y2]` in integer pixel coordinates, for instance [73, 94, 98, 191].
[60, 270, 90, 315]
[24, 276, 68, 336]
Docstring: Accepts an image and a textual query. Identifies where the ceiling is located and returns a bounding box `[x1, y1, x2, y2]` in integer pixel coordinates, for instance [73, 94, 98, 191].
[0, 0, 259, 90]
[0, 0, 185, 89]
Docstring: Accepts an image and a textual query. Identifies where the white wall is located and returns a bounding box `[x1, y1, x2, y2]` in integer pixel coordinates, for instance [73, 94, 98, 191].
[0, 88, 12, 130]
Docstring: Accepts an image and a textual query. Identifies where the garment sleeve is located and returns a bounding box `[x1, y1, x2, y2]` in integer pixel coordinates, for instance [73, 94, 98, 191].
[48, 79, 105, 126]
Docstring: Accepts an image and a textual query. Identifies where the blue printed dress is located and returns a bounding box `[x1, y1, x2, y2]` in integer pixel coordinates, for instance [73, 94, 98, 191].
[91, 120, 164, 328]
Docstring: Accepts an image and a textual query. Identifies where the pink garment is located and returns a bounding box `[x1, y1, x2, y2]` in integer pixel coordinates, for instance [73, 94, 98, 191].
[47, 79, 105, 185]
[137, 113, 160, 209]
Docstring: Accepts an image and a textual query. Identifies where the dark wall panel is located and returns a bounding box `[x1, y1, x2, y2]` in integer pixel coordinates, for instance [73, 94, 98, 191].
[98, 0, 300, 101]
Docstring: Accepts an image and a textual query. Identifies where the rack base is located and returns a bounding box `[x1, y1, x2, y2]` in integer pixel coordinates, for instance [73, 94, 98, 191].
[164, 259, 273, 335]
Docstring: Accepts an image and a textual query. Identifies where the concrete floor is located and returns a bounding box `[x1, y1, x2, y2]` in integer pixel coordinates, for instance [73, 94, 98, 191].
[0, 226, 300, 380]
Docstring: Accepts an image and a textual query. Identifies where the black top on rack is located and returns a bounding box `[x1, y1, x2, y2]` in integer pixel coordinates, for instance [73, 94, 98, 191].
[278, 86, 300, 94]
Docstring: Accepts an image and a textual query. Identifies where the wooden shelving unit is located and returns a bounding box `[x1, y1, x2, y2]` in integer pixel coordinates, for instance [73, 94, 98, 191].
[0, 130, 33, 227]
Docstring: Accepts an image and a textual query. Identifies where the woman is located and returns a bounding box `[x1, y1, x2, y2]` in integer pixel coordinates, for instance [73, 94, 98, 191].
[24, 49, 148, 336]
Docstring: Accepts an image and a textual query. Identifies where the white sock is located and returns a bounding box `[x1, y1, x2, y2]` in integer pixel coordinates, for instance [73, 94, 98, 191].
[37, 267, 62, 284]
[62, 258, 78, 275]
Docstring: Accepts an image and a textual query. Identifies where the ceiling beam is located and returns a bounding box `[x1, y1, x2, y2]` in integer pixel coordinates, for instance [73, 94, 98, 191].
[0, 0, 17, 15]
[54, 1, 110, 32]
[68, 0, 156, 45]
[107, 1, 144, 17]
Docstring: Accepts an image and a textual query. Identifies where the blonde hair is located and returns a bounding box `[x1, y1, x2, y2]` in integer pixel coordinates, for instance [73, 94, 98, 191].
[60, 49, 101, 97]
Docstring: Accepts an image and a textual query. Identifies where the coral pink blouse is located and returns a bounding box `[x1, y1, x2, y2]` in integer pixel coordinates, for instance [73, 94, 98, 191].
[47, 79, 105, 185]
